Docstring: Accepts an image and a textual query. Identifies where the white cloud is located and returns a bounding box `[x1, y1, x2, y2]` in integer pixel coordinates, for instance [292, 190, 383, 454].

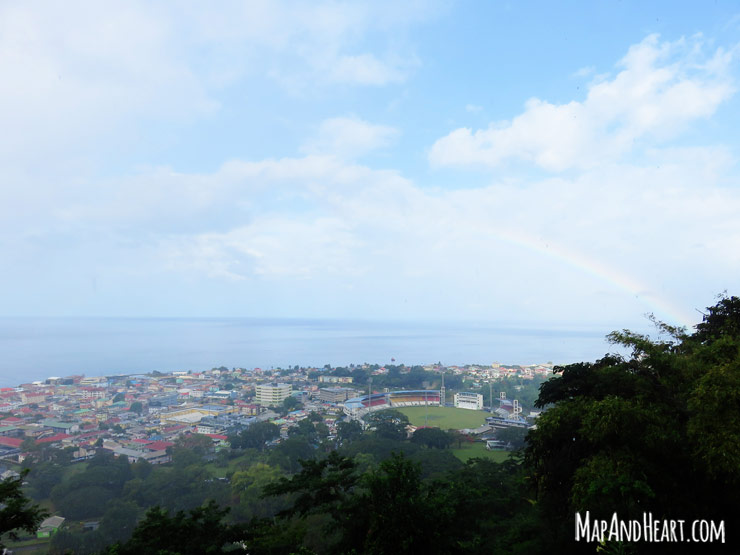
[301, 117, 400, 158]
[0, 1, 430, 166]
[430, 35, 736, 171]
[3, 137, 740, 324]
[0, 1, 214, 163]
[2, 29, 739, 327]
[43, 141, 728, 325]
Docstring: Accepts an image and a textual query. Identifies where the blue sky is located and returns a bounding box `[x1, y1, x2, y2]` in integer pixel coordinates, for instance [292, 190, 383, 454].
[2, 1, 740, 330]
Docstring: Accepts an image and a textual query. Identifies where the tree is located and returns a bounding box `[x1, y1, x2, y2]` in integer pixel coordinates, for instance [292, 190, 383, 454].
[306, 411, 323, 423]
[173, 432, 214, 455]
[98, 499, 139, 544]
[282, 396, 302, 413]
[356, 453, 447, 554]
[288, 418, 318, 441]
[129, 401, 143, 414]
[410, 427, 453, 449]
[694, 293, 740, 344]
[268, 437, 315, 474]
[231, 421, 280, 450]
[495, 426, 528, 450]
[269, 451, 357, 509]
[0, 469, 48, 548]
[101, 501, 241, 555]
[336, 419, 364, 444]
[525, 296, 740, 553]
[365, 409, 410, 441]
[231, 463, 286, 520]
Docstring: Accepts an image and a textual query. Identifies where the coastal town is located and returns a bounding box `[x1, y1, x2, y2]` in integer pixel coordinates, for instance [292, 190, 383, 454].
[0, 362, 552, 469]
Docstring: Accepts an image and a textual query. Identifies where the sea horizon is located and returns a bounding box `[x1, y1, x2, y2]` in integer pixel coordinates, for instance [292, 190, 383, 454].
[0, 316, 644, 387]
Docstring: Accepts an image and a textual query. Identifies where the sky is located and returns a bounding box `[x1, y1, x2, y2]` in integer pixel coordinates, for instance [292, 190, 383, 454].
[2, 0, 740, 331]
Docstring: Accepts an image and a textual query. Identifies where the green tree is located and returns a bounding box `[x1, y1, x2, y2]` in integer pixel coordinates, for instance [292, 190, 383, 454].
[495, 426, 528, 450]
[365, 409, 409, 441]
[269, 437, 315, 474]
[288, 418, 318, 442]
[0, 469, 49, 548]
[410, 427, 453, 449]
[101, 501, 241, 555]
[98, 499, 139, 544]
[525, 296, 740, 553]
[278, 453, 357, 508]
[356, 453, 447, 554]
[282, 396, 302, 413]
[336, 419, 364, 444]
[231, 421, 280, 450]
[231, 463, 286, 520]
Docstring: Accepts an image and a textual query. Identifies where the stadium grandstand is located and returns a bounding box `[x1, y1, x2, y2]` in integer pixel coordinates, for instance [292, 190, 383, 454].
[343, 390, 440, 418]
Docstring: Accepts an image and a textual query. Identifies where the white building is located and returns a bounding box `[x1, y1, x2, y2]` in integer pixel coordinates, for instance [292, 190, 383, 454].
[255, 383, 291, 406]
[454, 391, 484, 410]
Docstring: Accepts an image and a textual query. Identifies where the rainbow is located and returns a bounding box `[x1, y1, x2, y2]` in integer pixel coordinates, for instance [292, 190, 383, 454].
[492, 229, 697, 329]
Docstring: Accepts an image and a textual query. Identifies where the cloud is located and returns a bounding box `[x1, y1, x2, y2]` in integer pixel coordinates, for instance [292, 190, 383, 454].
[2, 29, 739, 327]
[0, 1, 432, 166]
[47, 141, 729, 324]
[3, 138, 739, 324]
[301, 117, 400, 159]
[162, 216, 364, 281]
[429, 35, 736, 171]
[0, 1, 214, 164]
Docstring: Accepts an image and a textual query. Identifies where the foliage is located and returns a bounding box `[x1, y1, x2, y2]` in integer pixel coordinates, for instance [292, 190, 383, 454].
[495, 426, 528, 450]
[229, 421, 280, 450]
[526, 296, 740, 553]
[410, 427, 454, 449]
[0, 469, 49, 548]
[268, 437, 316, 474]
[101, 501, 242, 555]
[336, 419, 363, 444]
[282, 395, 302, 413]
[364, 409, 409, 440]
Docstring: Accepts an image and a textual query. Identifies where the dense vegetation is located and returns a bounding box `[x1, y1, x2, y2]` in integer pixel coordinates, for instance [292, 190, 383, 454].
[7, 295, 740, 553]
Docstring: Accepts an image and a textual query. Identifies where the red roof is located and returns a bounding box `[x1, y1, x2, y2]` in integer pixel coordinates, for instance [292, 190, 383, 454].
[205, 434, 228, 440]
[1, 417, 23, 424]
[0, 437, 23, 448]
[37, 434, 71, 444]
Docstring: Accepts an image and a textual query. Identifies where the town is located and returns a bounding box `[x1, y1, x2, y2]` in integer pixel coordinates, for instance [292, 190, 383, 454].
[0, 361, 552, 466]
[0, 361, 555, 550]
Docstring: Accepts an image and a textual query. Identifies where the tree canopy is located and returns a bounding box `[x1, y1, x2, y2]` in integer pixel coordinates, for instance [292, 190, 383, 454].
[526, 295, 740, 553]
[0, 469, 48, 548]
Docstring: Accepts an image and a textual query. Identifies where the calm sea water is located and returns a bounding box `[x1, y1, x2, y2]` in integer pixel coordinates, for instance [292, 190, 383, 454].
[0, 317, 624, 387]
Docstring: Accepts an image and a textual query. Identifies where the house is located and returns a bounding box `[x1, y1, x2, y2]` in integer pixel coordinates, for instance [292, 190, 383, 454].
[40, 419, 80, 434]
[37, 516, 65, 538]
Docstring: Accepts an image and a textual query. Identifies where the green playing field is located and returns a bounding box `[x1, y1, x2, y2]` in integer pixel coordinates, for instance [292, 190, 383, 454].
[394, 405, 489, 430]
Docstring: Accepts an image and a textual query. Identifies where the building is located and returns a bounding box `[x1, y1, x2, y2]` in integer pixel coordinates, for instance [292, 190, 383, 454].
[37, 516, 65, 538]
[318, 375, 353, 384]
[255, 383, 291, 406]
[454, 392, 484, 410]
[318, 387, 357, 404]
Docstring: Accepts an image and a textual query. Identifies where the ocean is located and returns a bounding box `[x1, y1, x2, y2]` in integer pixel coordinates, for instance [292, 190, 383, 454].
[0, 317, 625, 387]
